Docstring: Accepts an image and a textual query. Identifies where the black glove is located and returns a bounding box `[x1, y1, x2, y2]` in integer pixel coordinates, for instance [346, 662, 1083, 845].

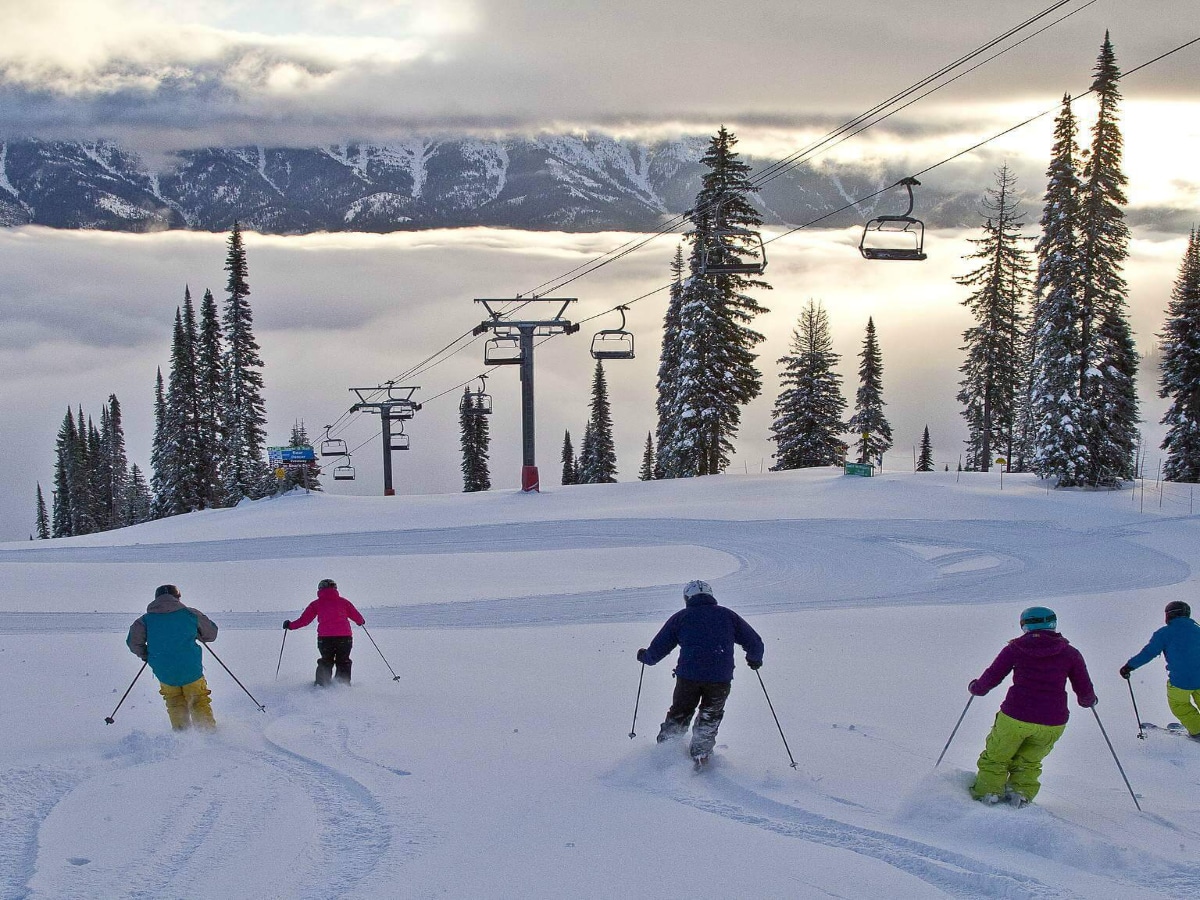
[283, 620, 291, 630]
[747, 658, 762, 670]
[636, 648, 649, 664]
[1119, 664, 1132, 680]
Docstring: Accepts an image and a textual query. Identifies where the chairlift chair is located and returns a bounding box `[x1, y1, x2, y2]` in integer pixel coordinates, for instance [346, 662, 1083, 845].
[590, 306, 635, 360]
[460, 377, 493, 415]
[319, 426, 349, 457]
[698, 227, 768, 277]
[390, 422, 411, 451]
[859, 177, 927, 261]
[484, 333, 523, 366]
[332, 459, 356, 481]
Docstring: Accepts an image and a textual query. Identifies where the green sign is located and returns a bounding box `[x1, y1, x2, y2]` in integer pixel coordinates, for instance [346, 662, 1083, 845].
[844, 462, 875, 477]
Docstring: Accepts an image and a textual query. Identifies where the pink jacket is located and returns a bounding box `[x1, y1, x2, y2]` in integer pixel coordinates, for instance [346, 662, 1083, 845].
[288, 587, 365, 637]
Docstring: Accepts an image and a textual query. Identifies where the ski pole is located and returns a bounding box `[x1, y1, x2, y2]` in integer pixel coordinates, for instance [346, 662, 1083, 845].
[756, 670, 798, 770]
[1092, 705, 1142, 812]
[935, 694, 974, 768]
[202, 642, 267, 712]
[361, 625, 401, 682]
[105, 661, 147, 724]
[275, 628, 288, 682]
[629, 663, 645, 739]
[1126, 679, 1146, 740]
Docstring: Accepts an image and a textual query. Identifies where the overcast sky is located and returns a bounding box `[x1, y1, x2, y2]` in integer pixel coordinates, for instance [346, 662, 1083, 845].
[1, 1, 1198, 540]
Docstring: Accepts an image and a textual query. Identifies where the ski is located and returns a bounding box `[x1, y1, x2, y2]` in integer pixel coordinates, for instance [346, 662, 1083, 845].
[1139, 722, 1200, 741]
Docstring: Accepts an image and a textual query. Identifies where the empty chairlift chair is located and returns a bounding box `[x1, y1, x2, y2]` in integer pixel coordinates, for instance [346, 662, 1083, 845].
[320, 425, 349, 457]
[332, 457, 356, 481]
[391, 422, 411, 451]
[590, 306, 635, 360]
[699, 227, 768, 277]
[859, 177, 927, 261]
[483, 332, 523, 366]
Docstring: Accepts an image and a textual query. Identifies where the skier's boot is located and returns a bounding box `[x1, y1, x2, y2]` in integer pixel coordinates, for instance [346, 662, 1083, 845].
[978, 793, 1001, 805]
[692, 754, 710, 772]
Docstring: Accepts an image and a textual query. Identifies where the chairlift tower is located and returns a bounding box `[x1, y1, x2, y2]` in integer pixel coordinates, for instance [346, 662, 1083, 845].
[349, 383, 421, 496]
[473, 298, 578, 492]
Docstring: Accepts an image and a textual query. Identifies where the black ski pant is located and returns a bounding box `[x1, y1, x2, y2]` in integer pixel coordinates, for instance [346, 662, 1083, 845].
[657, 676, 732, 759]
[316, 636, 353, 686]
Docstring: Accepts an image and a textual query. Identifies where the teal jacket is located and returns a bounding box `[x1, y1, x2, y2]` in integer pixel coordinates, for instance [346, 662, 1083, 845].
[127, 596, 218, 687]
[1127, 617, 1200, 691]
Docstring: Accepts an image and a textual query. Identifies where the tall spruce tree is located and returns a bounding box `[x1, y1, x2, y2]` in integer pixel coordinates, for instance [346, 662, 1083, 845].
[955, 165, 1033, 472]
[671, 127, 769, 476]
[220, 222, 269, 504]
[769, 300, 846, 469]
[102, 394, 129, 527]
[150, 367, 170, 518]
[159, 306, 198, 516]
[460, 390, 492, 492]
[35, 483, 50, 539]
[583, 359, 617, 483]
[1159, 228, 1200, 482]
[124, 464, 153, 526]
[1079, 34, 1138, 485]
[1031, 95, 1089, 485]
[560, 430, 577, 486]
[577, 422, 595, 484]
[196, 288, 225, 507]
[639, 432, 655, 481]
[52, 408, 76, 537]
[655, 245, 687, 478]
[917, 426, 935, 472]
[283, 421, 322, 491]
[847, 318, 892, 465]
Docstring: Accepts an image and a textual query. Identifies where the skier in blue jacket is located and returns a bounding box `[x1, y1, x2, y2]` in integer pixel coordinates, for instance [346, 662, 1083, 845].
[1121, 600, 1200, 739]
[637, 580, 764, 765]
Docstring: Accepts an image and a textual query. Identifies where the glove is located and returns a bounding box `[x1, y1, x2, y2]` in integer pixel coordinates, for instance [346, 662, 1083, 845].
[1119, 664, 1132, 680]
[1084, 697, 1099, 708]
[636, 648, 649, 664]
[747, 658, 762, 670]
[283, 620, 291, 630]
[968, 679, 983, 696]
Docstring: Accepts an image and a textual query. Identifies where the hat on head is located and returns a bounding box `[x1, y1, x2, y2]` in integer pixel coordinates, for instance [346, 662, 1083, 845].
[1020, 606, 1057, 632]
[155, 584, 180, 598]
[1166, 600, 1191, 621]
[318, 578, 337, 590]
[683, 580, 713, 600]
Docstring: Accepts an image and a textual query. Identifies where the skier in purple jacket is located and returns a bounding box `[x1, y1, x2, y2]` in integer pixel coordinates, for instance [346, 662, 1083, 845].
[967, 606, 1096, 807]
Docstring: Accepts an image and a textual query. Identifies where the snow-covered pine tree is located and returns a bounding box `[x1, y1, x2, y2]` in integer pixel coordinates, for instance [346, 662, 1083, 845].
[578, 421, 595, 484]
[1159, 228, 1200, 482]
[654, 245, 686, 478]
[35, 483, 50, 539]
[124, 464, 153, 526]
[1031, 95, 1089, 486]
[85, 414, 107, 530]
[161, 305, 199, 515]
[560, 430, 577, 486]
[283, 421, 322, 491]
[585, 359, 617, 483]
[73, 407, 98, 534]
[769, 299, 846, 469]
[955, 165, 1033, 472]
[220, 222, 269, 504]
[917, 426, 935, 472]
[1079, 34, 1138, 485]
[639, 432, 655, 481]
[847, 318, 893, 465]
[52, 409, 76, 537]
[150, 367, 171, 519]
[196, 288, 225, 508]
[460, 390, 492, 492]
[102, 394, 129, 527]
[674, 127, 770, 476]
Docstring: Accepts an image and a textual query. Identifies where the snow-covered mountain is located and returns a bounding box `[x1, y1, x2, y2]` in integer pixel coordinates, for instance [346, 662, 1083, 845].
[0, 136, 981, 234]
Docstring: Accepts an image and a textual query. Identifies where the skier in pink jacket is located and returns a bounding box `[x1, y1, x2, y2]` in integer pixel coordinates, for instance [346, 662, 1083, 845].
[284, 579, 365, 686]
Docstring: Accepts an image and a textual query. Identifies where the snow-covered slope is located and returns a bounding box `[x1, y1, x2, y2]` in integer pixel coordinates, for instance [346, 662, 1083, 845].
[2, 468, 1198, 899]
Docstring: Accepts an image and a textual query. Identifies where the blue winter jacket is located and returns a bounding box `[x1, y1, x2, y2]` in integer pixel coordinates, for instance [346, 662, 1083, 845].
[642, 593, 764, 683]
[1127, 616, 1200, 691]
[127, 596, 218, 687]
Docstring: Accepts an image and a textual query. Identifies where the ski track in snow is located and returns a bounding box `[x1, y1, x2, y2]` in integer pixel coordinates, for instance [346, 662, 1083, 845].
[0, 518, 1186, 634]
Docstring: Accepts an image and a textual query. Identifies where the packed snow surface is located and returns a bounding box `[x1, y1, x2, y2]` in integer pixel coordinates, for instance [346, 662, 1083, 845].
[2, 468, 1199, 899]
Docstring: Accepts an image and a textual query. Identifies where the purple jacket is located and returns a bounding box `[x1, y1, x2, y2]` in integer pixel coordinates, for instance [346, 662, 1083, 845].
[970, 631, 1096, 727]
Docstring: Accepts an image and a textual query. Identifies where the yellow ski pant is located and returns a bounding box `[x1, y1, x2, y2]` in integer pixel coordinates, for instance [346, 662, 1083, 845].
[1167, 683, 1200, 736]
[159, 677, 216, 731]
[971, 711, 1065, 801]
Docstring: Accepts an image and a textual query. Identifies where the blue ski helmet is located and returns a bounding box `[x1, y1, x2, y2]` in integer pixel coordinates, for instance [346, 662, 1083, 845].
[1020, 606, 1057, 632]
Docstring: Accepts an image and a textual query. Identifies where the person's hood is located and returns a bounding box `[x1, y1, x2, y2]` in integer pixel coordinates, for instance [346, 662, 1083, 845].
[145, 595, 186, 615]
[317, 586, 343, 602]
[1011, 629, 1070, 657]
[684, 592, 717, 608]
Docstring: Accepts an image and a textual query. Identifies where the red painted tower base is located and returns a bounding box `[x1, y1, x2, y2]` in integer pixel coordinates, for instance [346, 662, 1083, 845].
[521, 465, 540, 493]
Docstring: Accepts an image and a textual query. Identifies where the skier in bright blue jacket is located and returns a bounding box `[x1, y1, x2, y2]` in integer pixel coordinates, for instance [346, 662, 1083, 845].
[1121, 600, 1200, 739]
[637, 580, 764, 764]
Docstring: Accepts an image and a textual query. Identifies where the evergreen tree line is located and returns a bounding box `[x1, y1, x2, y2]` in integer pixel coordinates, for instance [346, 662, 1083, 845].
[40, 223, 271, 537]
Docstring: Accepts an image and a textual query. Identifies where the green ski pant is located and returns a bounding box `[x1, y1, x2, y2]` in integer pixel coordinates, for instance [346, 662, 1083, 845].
[1167, 683, 1200, 736]
[971, 711, 1065, 801]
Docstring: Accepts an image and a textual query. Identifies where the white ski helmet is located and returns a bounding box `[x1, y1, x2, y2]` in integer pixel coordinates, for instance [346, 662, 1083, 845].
[684, 580, 713, 600]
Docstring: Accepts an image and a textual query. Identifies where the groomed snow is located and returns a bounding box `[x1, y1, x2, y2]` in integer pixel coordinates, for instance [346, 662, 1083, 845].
[2, 468, 1198, 899]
